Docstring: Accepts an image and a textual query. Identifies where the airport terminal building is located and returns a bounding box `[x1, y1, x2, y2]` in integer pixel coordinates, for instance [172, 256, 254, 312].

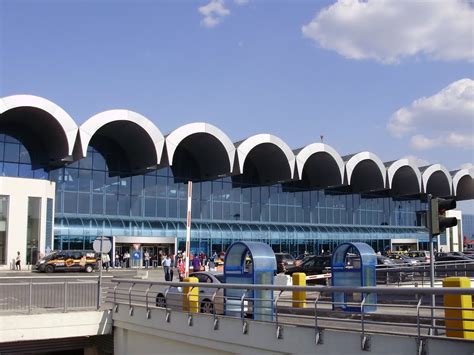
[0, 95, 472, 268]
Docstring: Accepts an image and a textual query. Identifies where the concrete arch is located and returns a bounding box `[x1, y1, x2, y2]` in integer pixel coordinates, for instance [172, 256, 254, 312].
[451, 169, 474, 201]
[344, 152, 386, 192]
[295, 143, 344, 188]
[79, 110, 165, 175]
[420, 164, 453, 197]
[0, 94, 78, 167]
[166, 122, 235, 181]
[234, 134, 295, 186]
[386, 159, 422, 196]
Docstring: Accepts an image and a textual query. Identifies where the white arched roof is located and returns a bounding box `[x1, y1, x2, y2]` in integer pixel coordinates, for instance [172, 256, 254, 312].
[345, 152, 386, 186]
[0, 94, 78, 155]
[421, 164, 453, 195]
[236, 134, 295, 178]
[166, 122, 235, 172]
[79, 109, 165, 164]
[452, 168, 474, 196]
[295, 143, 344, 183]
[386, 158, 422, 191]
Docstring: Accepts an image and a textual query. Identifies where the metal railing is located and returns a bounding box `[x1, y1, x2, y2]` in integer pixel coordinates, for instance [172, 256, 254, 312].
[0, 276, 107, 313]
[109, 277, 474, 349]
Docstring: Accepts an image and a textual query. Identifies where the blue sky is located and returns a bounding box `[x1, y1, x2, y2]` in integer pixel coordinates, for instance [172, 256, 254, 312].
[1, 0, 473, 211]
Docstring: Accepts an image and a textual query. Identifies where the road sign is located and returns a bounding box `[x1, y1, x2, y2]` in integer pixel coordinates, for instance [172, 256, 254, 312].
[132, 251, 141, 260]
[93, 237, 112, 254]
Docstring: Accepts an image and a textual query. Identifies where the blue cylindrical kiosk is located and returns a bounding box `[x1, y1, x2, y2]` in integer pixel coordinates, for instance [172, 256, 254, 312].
[331, 242, 377, 312]
[224, 241, 276, 321]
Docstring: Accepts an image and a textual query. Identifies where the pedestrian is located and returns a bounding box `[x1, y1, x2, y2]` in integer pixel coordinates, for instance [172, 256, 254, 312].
[178, 257, 185, 281]
[15, 251, 21, 271]
[163, 254, 171, 281]
[123, 251, 130, 268]
[144, 250, 150, 269]
[193, 253, 200, 272]
[102, 253, 110, 271]
[115, 252, 120, 268]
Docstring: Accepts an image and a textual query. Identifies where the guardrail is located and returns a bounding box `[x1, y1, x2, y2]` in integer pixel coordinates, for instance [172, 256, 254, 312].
[0, 276, 109, 313]
[109, 277, 474, 351]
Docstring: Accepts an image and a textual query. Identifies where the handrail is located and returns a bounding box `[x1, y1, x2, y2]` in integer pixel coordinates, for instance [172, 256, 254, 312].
[110, 278, 474, 296]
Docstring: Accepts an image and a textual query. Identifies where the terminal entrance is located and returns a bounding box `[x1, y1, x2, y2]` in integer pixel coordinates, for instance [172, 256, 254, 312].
[113, 236, 176, 268]
[115, 243, 174, 267]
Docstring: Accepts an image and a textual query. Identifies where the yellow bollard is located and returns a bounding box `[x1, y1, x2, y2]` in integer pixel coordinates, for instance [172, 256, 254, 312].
[443, 277, 474, 339]
[183, 277, 199, 313]
[292, 273, 306, 308]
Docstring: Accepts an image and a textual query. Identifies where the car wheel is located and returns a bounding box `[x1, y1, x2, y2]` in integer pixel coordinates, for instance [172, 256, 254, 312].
[201, 299, 214, 314]
[44, 265, 54, 273]
[85, 265, 93, 273]
[156, 294, 166, 308]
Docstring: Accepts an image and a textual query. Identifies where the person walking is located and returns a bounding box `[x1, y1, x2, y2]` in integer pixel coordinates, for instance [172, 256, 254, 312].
[193, 253, 200, 272]
[15, 251, 21, 271]
[123, 251, 130, 268]
[102, 253, 110, 271]
[144, 250, 150, 269]
[115, 252, 120, 268]
[163, 254, 171, 281]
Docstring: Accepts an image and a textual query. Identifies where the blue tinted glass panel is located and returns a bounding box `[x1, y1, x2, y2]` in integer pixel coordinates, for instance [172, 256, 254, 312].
[19, 164, 34, 178]
[78, 193, 90, 214]
[4, 143, 19, 162]
[19, 146, 31, 163]
[92, 152, 106, 170]
[145, 198, 156, 217]
[106, 195, 117, 215]
[3, 162, 18, 176]
[92, 194, 103, 214]
[63, 192, 77, 213]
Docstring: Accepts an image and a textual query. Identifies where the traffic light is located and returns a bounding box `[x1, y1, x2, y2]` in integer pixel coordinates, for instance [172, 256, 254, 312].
[430, 197, 457, 235]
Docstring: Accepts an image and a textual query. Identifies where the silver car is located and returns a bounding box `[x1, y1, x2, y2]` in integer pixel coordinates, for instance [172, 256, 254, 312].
[155, 271, 225, 314]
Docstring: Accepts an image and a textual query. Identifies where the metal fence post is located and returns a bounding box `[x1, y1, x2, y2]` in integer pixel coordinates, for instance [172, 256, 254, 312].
[28, 278, 33, 314]
[64, 280, 68, 312]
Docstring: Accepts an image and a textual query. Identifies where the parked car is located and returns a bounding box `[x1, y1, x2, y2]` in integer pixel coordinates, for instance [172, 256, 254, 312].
[36, 250, 97, 273]
[406, 250, 430, 263]
[435, 254, 472, 262]
[156, 271, 225, 314]
[285, 255, 332, 279]
[447, 252, 474, 260]
[275, 253, 296, 274]
[376, 256, 413, 283]
[387, 254, 419, 265]
[294, 254, 312, 266]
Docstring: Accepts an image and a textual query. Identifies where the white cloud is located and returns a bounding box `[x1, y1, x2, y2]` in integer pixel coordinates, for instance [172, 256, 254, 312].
[302, 0, 474, 63]
[402, 155, 430, 168]
[199, 0, 230, 28]
[388, 79, 474, 150]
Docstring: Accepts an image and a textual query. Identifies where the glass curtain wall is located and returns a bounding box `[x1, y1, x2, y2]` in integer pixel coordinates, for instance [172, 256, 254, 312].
[27, 197, 41, 265]
[49, 146, 428, 254]
[0, 196, 8, 265]
[0, 136, 429, 256]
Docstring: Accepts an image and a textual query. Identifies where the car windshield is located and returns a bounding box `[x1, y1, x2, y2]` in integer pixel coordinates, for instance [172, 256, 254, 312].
[215, 274, 225, 283]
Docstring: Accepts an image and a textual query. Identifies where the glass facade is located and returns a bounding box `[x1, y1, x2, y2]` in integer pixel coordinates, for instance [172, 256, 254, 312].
[0, 196, 8, 265]
[26, 197, 41, 264]
[0, 135, 431, 256]
[49, 145, 428, 255]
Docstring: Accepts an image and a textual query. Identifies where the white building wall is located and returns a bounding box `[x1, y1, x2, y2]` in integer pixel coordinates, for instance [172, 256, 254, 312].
[0, 177, 55, 270]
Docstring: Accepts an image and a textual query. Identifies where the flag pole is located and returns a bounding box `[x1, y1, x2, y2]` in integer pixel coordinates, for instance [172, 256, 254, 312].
[184, 181, 193, 278]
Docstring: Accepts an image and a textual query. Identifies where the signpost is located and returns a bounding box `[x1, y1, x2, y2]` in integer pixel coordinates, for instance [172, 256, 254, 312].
[185, 181, 193, 278]
[93, 236, 111, 309]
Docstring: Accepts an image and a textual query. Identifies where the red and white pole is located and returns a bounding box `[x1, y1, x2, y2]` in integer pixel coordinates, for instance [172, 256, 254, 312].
[184, 181, 193, 278]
